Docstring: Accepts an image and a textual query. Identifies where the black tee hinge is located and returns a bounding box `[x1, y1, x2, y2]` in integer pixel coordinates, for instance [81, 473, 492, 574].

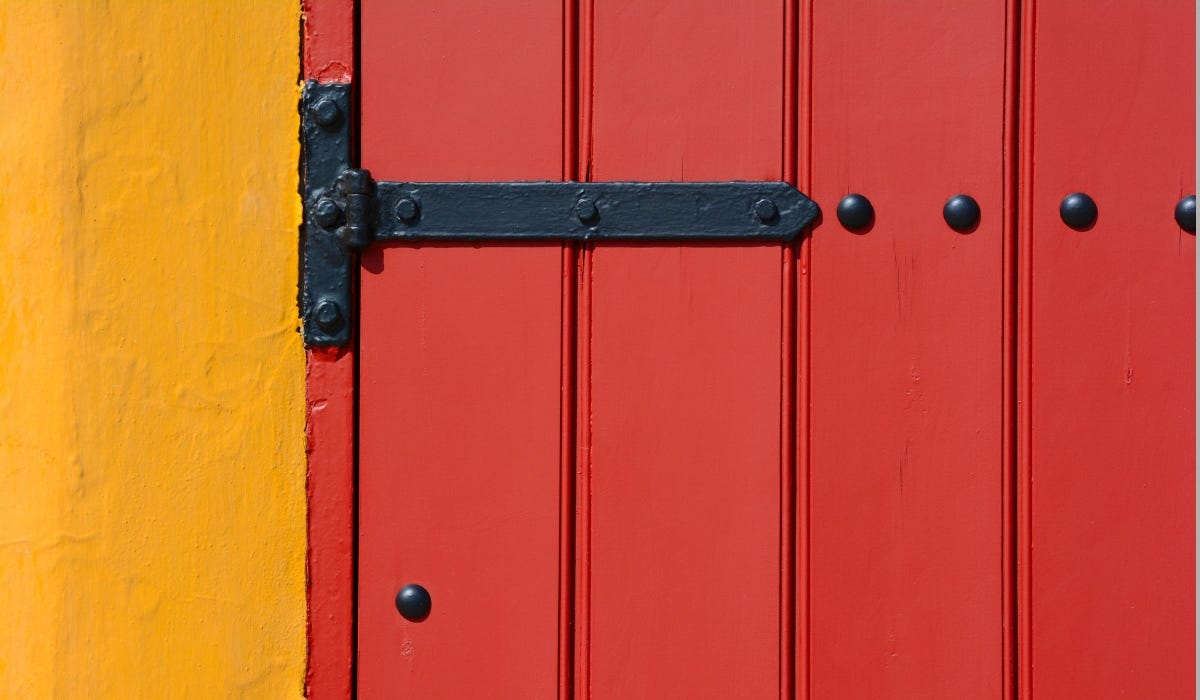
[300, 81, 820, 348]
[301, 82, 361, 347]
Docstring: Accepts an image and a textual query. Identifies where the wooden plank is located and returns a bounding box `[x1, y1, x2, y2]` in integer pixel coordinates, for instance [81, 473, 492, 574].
[357, 1, 566, 696]
[806, 1, 1010, 696]
[579, 1, 786, 696]
[1023, 2, 1196, 696]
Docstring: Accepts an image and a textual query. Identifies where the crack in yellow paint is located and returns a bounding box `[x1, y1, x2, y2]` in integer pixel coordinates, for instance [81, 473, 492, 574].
[0, 2, 305, 696]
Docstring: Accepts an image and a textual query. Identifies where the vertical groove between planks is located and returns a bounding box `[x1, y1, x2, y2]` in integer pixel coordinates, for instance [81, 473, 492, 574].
[559, 243, 576, 700]
[577, 0, 595, 181]
[1017, 0, 1037, 696]
[563, 0, 578, 184]
[781, 0, 800, 698]
[559, 2, 578, 696]
[1002, 0, 1021, 698]
[574, 4, 595, 696]
[574, 245, 594, 700]
[796, 0, 814, 696]
[560, 3, 579, 698]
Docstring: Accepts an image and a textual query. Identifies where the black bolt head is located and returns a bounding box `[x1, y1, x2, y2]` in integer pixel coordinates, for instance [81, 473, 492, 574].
[575, 197, 600, 225]
[395, 584, 432, 622]
[837, 193, 874, 232]
[943, 194, 981, 233]
[1060, 192, 1098, 230]
[754, 198, 780, 224]
[309, 98, 342, 129]
[395, 197, 421, 224]
[1175, 195, 1195, 234]
[313, 197, 342, 230]
[313, 300, 344, 334]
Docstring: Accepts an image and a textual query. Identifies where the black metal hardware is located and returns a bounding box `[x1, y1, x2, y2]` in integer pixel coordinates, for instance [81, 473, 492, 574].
[1175, 195, 1195, 233]
[837, 193, 874, 231]
[336, 169, 377, 251]
[395, 584, 432, 622]
[301, 81, 355, 346]
[1060, 192, 1098, 230]
[943, 194, 980, 232]
[301, 80, 820, 347]
[373, 181, 817, 242]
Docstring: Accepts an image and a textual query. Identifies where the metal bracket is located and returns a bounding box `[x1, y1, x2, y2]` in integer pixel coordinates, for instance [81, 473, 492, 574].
[300, 81, 820, 347]
[301, 81, 355, 346]
[373, 180, 817, 241]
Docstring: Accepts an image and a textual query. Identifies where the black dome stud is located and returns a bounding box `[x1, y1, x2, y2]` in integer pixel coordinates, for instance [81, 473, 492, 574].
[308, 98, 342, 129]
[754, 198, 780, 224]
[1175, 195, 1195, 234]
[943, 194, 981, 232]
[837, 193, 874, 232]
[1060, 192, 1098, 230]
[395, 197, 421, 224]
[575, 197, 600, 225]
[395, 584, 432, 622]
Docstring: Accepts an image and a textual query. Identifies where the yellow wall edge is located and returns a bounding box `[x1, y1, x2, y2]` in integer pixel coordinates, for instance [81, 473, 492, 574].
[0, 2, 306, 696]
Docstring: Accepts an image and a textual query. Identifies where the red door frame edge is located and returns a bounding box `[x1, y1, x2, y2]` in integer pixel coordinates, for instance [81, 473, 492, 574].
[303, 1, 356, 698]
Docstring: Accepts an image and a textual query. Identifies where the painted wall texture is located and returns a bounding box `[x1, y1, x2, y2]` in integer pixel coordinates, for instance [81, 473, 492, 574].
[0, 2, 306, 696]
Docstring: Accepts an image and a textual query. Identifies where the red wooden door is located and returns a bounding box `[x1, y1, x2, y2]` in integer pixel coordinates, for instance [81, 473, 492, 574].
[1020, 1, 1196, 697]
[349, 1, 1194, 698]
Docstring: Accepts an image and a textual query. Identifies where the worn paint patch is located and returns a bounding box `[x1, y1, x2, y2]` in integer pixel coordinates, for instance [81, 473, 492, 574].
[0, 2, 305, 696]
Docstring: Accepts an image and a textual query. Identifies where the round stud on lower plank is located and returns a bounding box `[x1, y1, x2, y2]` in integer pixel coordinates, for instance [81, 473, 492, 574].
[837, 193, 874, 232]
[1059, 192, 1098, 230]
[395, 584, 432, 622]
[1175, 195, 1195, 233]
[943, 194, 980, 232]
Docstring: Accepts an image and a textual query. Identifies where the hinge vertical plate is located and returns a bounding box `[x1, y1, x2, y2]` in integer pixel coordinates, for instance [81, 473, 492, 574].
[301, 81, 353, 347]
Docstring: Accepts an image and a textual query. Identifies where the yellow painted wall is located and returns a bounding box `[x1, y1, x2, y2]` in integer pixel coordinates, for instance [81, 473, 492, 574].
[0, 2, 306, 696]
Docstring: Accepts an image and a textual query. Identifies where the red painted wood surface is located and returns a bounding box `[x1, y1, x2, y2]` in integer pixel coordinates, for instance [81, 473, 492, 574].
[302, 3, 355, 697]
[347, 2, 1196, 697]
[806, 1, 1011, 697]
[302, 0, 353, 83]
[358, 246, 564, 697]
[357, 1, 567, 697]
[578, 2, 787, 697]
[1022, 2, 1196, 696]
[305, 348, 355, 700]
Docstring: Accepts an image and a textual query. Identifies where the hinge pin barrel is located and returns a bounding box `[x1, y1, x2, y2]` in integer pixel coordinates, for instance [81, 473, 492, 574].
[336, 169, 376, 252]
